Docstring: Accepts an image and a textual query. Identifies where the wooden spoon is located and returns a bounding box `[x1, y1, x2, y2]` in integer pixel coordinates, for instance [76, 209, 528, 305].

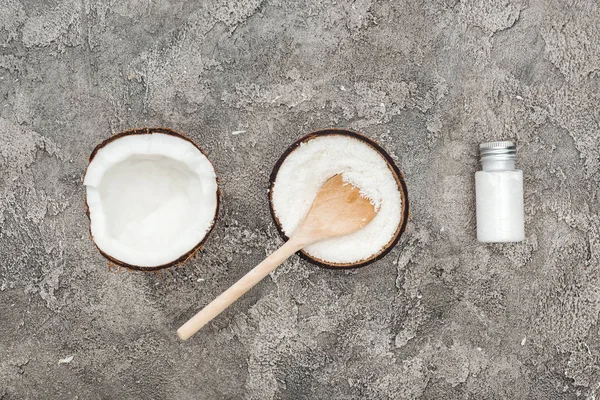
[177, 174, 378, 340]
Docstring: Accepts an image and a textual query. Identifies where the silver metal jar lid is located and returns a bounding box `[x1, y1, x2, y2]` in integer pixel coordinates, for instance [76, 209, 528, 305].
[480, 140, 517, 161]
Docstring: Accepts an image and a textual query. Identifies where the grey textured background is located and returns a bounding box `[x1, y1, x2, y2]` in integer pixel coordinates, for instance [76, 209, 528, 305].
[1, 0, 599, 399]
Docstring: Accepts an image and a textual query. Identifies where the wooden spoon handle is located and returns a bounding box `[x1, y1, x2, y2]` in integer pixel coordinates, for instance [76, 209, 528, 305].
[177, 239, 304, 340]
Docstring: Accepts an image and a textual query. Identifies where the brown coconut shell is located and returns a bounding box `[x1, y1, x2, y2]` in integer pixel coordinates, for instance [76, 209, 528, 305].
[268, 128, 409, 269]
[84, 127, 221, 272]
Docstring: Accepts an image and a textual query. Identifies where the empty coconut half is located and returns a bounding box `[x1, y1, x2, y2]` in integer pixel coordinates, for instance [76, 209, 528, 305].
[84, 128, 219, 271]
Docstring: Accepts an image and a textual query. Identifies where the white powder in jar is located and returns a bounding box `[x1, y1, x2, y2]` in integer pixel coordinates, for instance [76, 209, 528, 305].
[271, 134, 403, 264]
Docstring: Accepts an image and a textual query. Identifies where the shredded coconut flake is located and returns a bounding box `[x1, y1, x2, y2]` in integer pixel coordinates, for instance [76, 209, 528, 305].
[272, 134, 402, 264]
[58, 355, 74, 364]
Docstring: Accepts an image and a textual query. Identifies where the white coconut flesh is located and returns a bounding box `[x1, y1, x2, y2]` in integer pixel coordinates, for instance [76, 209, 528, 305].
[84, 133, 218, 268]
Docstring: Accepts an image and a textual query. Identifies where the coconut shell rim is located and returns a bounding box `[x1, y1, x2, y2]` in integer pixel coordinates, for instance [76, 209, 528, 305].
[84, 127, 221, 272]
[268, 128, 410, 270]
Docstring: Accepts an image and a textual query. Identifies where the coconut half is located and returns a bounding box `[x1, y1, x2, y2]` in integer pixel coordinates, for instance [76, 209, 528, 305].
[268, 129, 409, 269]
[84, 128, 219, 271]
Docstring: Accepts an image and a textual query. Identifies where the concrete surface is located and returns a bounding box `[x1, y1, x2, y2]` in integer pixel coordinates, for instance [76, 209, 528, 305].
[1, 0, 600, 398]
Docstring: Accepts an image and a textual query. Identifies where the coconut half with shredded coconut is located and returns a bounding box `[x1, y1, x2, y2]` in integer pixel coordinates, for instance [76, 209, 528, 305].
[269, 129, 409, 268]
[84, 128, 219, 271]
